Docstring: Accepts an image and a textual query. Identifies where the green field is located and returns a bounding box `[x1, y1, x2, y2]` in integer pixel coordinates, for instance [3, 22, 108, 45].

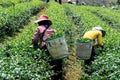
[0, 0, 120, 80]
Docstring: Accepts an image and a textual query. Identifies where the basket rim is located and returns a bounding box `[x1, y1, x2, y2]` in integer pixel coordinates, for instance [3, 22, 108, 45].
[45, 36, 64, 42]
[76, 38, 92, 43]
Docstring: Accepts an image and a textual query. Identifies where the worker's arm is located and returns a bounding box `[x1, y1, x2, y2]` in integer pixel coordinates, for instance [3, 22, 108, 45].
[32, 27, 41, 45]
[97, 31, 104, 47]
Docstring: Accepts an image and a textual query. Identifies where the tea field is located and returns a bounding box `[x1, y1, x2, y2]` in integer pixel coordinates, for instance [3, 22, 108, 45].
[0, 0, 120, 80]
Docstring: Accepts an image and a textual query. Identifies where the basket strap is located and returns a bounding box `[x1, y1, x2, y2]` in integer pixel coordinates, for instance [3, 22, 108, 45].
[39, 25, 49, 47]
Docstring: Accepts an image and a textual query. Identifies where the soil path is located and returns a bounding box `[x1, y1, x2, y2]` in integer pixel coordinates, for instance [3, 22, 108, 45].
[37, 6, 83, 80]
[63, 22, 83, 80]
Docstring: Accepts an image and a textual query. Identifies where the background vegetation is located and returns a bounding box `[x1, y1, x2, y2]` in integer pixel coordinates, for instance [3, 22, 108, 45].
[0, 0, 120, 80]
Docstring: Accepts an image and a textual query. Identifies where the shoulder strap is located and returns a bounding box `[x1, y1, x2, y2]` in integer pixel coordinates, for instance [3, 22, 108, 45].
[42, 25, 49, 38]
[39, 25, 49, 43]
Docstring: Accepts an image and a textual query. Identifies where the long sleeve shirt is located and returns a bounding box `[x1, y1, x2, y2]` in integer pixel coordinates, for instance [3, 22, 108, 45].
[32, 25, 55, 47]
[83, 30, 103, 46]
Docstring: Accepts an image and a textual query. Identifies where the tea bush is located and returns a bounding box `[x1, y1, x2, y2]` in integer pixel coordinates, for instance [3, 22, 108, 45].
[0, 0, 45, 38]
[65, 4, 120, 79]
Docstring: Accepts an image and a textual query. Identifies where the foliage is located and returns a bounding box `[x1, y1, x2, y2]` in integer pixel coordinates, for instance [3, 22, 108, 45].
[0, 0, 32, 8]
[64, 4, 120, 79]
[0, 1, 120, 80]
[0, 23, 54, 79]
[0, 0, 45, 39]
[46, 32, 64, 41]
[76, 38, 91, 43]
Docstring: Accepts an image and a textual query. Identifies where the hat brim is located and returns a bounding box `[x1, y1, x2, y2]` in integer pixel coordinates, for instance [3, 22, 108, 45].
[34, 20, 52, 25]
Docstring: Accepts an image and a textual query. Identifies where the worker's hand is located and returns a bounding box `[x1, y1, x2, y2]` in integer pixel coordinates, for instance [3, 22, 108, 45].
[47, 29, 56, 33]
[101, 45, 104, 49]
[33, 43, 39, 50]
[53, 29, 56, 33]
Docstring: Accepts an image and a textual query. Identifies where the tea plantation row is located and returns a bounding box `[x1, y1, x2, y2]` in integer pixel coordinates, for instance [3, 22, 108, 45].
[0, 0, 45, 40]
[0, 0, 32, 8]
[0, 1, 78, 79]
[64, 4, 120, 79]
[88, 6, 120, 31]
[0, 1, 120, 80]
